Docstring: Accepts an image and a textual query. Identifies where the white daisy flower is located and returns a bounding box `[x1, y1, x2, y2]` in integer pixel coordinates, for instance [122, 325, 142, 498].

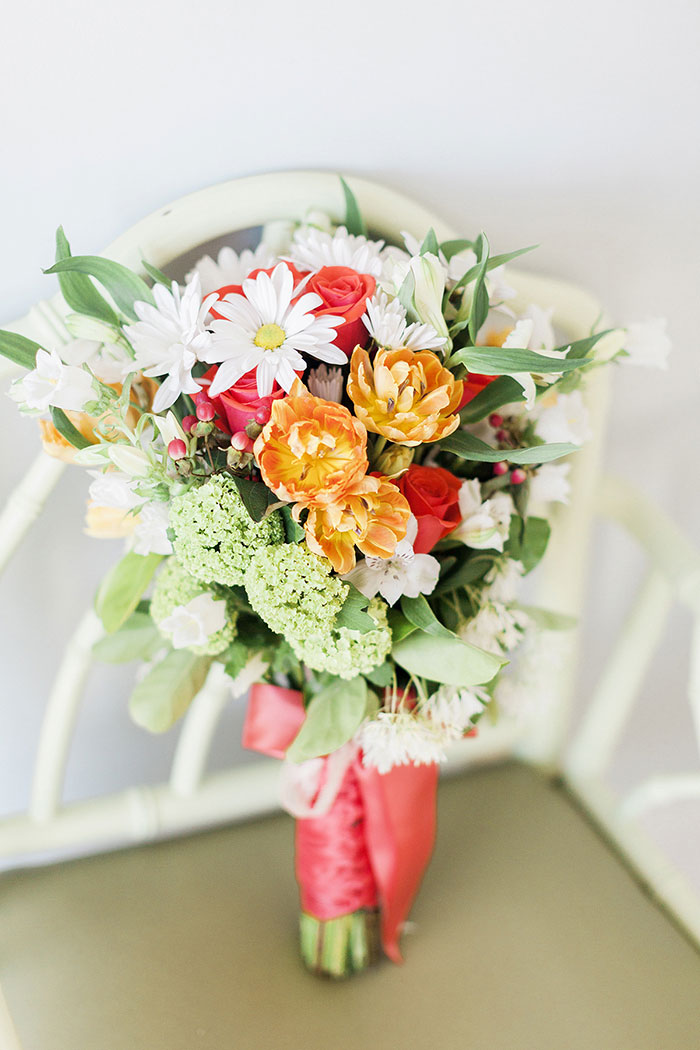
[306, 364, 345, 402]
[535, 390, 591, 446]
[343, 516, 440, 606]
[203, 263, 346, 398]
[362, 291, 446, 351]
[290, 225, 384, 277]
[622, 318, 671, 369]
[124, 275, 216, 413]
[424, 684, 487, 731]
[186, 243, 276, 296]
[11, 347, 95, 413]
[451, 480, 513, 552]
[157, 593, 227, 650]
[359, 711, 455, 774]
[530, 462, 571, 505]
[131, 501, 173, 557]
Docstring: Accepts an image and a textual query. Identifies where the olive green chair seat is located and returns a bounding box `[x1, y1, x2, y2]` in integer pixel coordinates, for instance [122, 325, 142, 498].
[2, 763, 700, 1050]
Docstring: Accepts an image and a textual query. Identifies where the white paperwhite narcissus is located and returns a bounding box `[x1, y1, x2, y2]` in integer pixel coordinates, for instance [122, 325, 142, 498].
[124, 275, 217, 413]
[204, 263, 346, 398]
[362, 291, 446, 352]
[530, 462, 571, 505]
[451, 480, 513, 552]
[131, 501, 173, 557]
[459, 601, 529, 655]
[343, 516, 440, 606]
[158, 593, 227, 650]
[289, 225, 384, 277]
[359, 711, 456, 774]
[534, 390, 591, 446]
[622, 318, 671, 369]
[186, 244, 276, 296]
[483, 558, 525, 603]
[11, 348, 95, 413]
[424, 684, 487, 731]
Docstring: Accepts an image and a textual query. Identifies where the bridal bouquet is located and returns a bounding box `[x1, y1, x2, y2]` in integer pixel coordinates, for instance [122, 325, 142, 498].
[1, 179, 669, 977]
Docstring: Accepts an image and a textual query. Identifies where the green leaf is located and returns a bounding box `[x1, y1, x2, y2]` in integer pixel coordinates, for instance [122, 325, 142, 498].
[508, 516, 551, 573]
[95, 551, 163, 633]
[49, 406, 92, 450]
[221, 638, 251, 679]
[452, 244, 537, 293]
[519, 605, 577, 631]
[434, 553, 496, 595]
[0, 329, 40, 370]
[44, 256, 154, 321]
[467, 234, 491, 341]
[392, 631, 505, 686]
[335, 585, 377, 633]
[440, 429, 578, 465]
[439, 238, 474, 260]
[397, 268, 416, 319]
[141, 260, 172, 287]
[364, 661, 393, 687]
[54, 228, 120, 325]
[92, 611, 162, 663]
[420, 228, 440, 256]
[339, 176, 367, 237]
[387, 607, 418, 644]
[281, 504, 305, 542]
[228, 475, 277, 522]
[129, 650, 212, 733]
[286, 677, 370, 762]
[400, 594, 455, 638]
[561, 329, 615, 360]
[451, 346, 592, 376]
[459, 377, 525, 423]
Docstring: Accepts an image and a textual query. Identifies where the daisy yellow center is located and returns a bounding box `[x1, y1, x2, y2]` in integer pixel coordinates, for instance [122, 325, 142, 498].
[254, 323, 286, 351]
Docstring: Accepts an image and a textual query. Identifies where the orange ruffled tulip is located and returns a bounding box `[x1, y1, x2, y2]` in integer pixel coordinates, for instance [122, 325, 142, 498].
[347, 346, 463, 447]
[302, 475, 411, 574]
[255, 387, 368, 507]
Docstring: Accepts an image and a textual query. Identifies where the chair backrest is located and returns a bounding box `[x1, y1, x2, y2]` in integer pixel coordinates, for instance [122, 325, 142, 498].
[1, 172, 698, 951]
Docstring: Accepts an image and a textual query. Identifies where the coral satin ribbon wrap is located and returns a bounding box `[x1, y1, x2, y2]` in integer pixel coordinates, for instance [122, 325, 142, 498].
[242, 683, 439, 963]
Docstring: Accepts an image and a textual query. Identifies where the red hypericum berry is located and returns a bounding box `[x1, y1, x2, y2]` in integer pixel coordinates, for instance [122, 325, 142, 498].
[168, 438, 187, 461]
[231, 431, 253, 452]
[495, 429, 507, 443]
[182, 414, 197, 433]
[493, 461, 509, 476]
[196, 400, 215, 422]
[254, 406, 271, 425]
[489, 413, 504, 428]
[510, 468, 527, 485]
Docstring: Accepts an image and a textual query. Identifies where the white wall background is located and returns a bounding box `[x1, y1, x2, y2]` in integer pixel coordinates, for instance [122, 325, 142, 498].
[1, 0, 699, 876]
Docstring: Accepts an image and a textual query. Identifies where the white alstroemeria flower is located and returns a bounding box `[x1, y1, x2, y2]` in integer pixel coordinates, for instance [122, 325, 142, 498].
[359, 711, 457, 774]
[124, 275, 217, 413]
[154, 411, 187, 448]
[486, 265, 517, 305]
[424, 684, 488, 731]
[131, 501, 173, 557]
[459, 602, 529, 655]
[622, 318, 671, 369]
[530, 462, 571, 505]
[88, 470, 140, 510]
[107, 445, 151, 478]
[535, 390, 591, 446]
[483, 558, 525, 603]
[61, 336, 133, 385]
[158, 593, 227, 650]
[289, 225, 384, 277]
[307, 364, 345, 402]
[522, 303, 556, 352]
[186, 243, 276, 296]
[451, 480, 513, 552]
[343, 516, 440, 607]
[362, 291, 447, 352]
[409, 252, 450, 341]
[204, 263, 346, 398]
[401, 232, 479, 286]
[12, 348, 95, 413]
[502, 319, 569, 410]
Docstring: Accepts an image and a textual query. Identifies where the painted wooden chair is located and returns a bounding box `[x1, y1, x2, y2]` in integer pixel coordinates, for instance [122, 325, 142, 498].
[1, 173, 699, 1049]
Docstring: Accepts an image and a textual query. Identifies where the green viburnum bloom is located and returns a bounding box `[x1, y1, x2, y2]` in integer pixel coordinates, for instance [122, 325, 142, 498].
[169, 474, 284, 586]
[245, 543, 348, 638]
[150, 557, 237, 656]
[289, 597, 391, 680]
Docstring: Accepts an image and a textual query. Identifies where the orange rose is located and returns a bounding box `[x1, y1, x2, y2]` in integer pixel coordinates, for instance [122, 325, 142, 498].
[347, 346, 463, 446]
[254, 386, 368, 506]
[303, 475, 410, 574]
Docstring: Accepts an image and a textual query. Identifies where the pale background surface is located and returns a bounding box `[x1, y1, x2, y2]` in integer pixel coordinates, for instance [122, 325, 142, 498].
[0, 0, 699, 879]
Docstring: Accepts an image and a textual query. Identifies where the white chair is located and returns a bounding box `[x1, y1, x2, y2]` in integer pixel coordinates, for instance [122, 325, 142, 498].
[1, 172, 699, 1050]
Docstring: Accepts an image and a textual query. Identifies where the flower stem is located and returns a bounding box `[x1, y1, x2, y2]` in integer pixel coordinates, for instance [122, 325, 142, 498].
[299, 909, 380, 979]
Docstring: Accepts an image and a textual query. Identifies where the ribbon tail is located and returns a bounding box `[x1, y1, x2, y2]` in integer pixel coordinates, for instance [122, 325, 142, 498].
[241, 683, 305, 758]
[357, 760, 439, 963]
